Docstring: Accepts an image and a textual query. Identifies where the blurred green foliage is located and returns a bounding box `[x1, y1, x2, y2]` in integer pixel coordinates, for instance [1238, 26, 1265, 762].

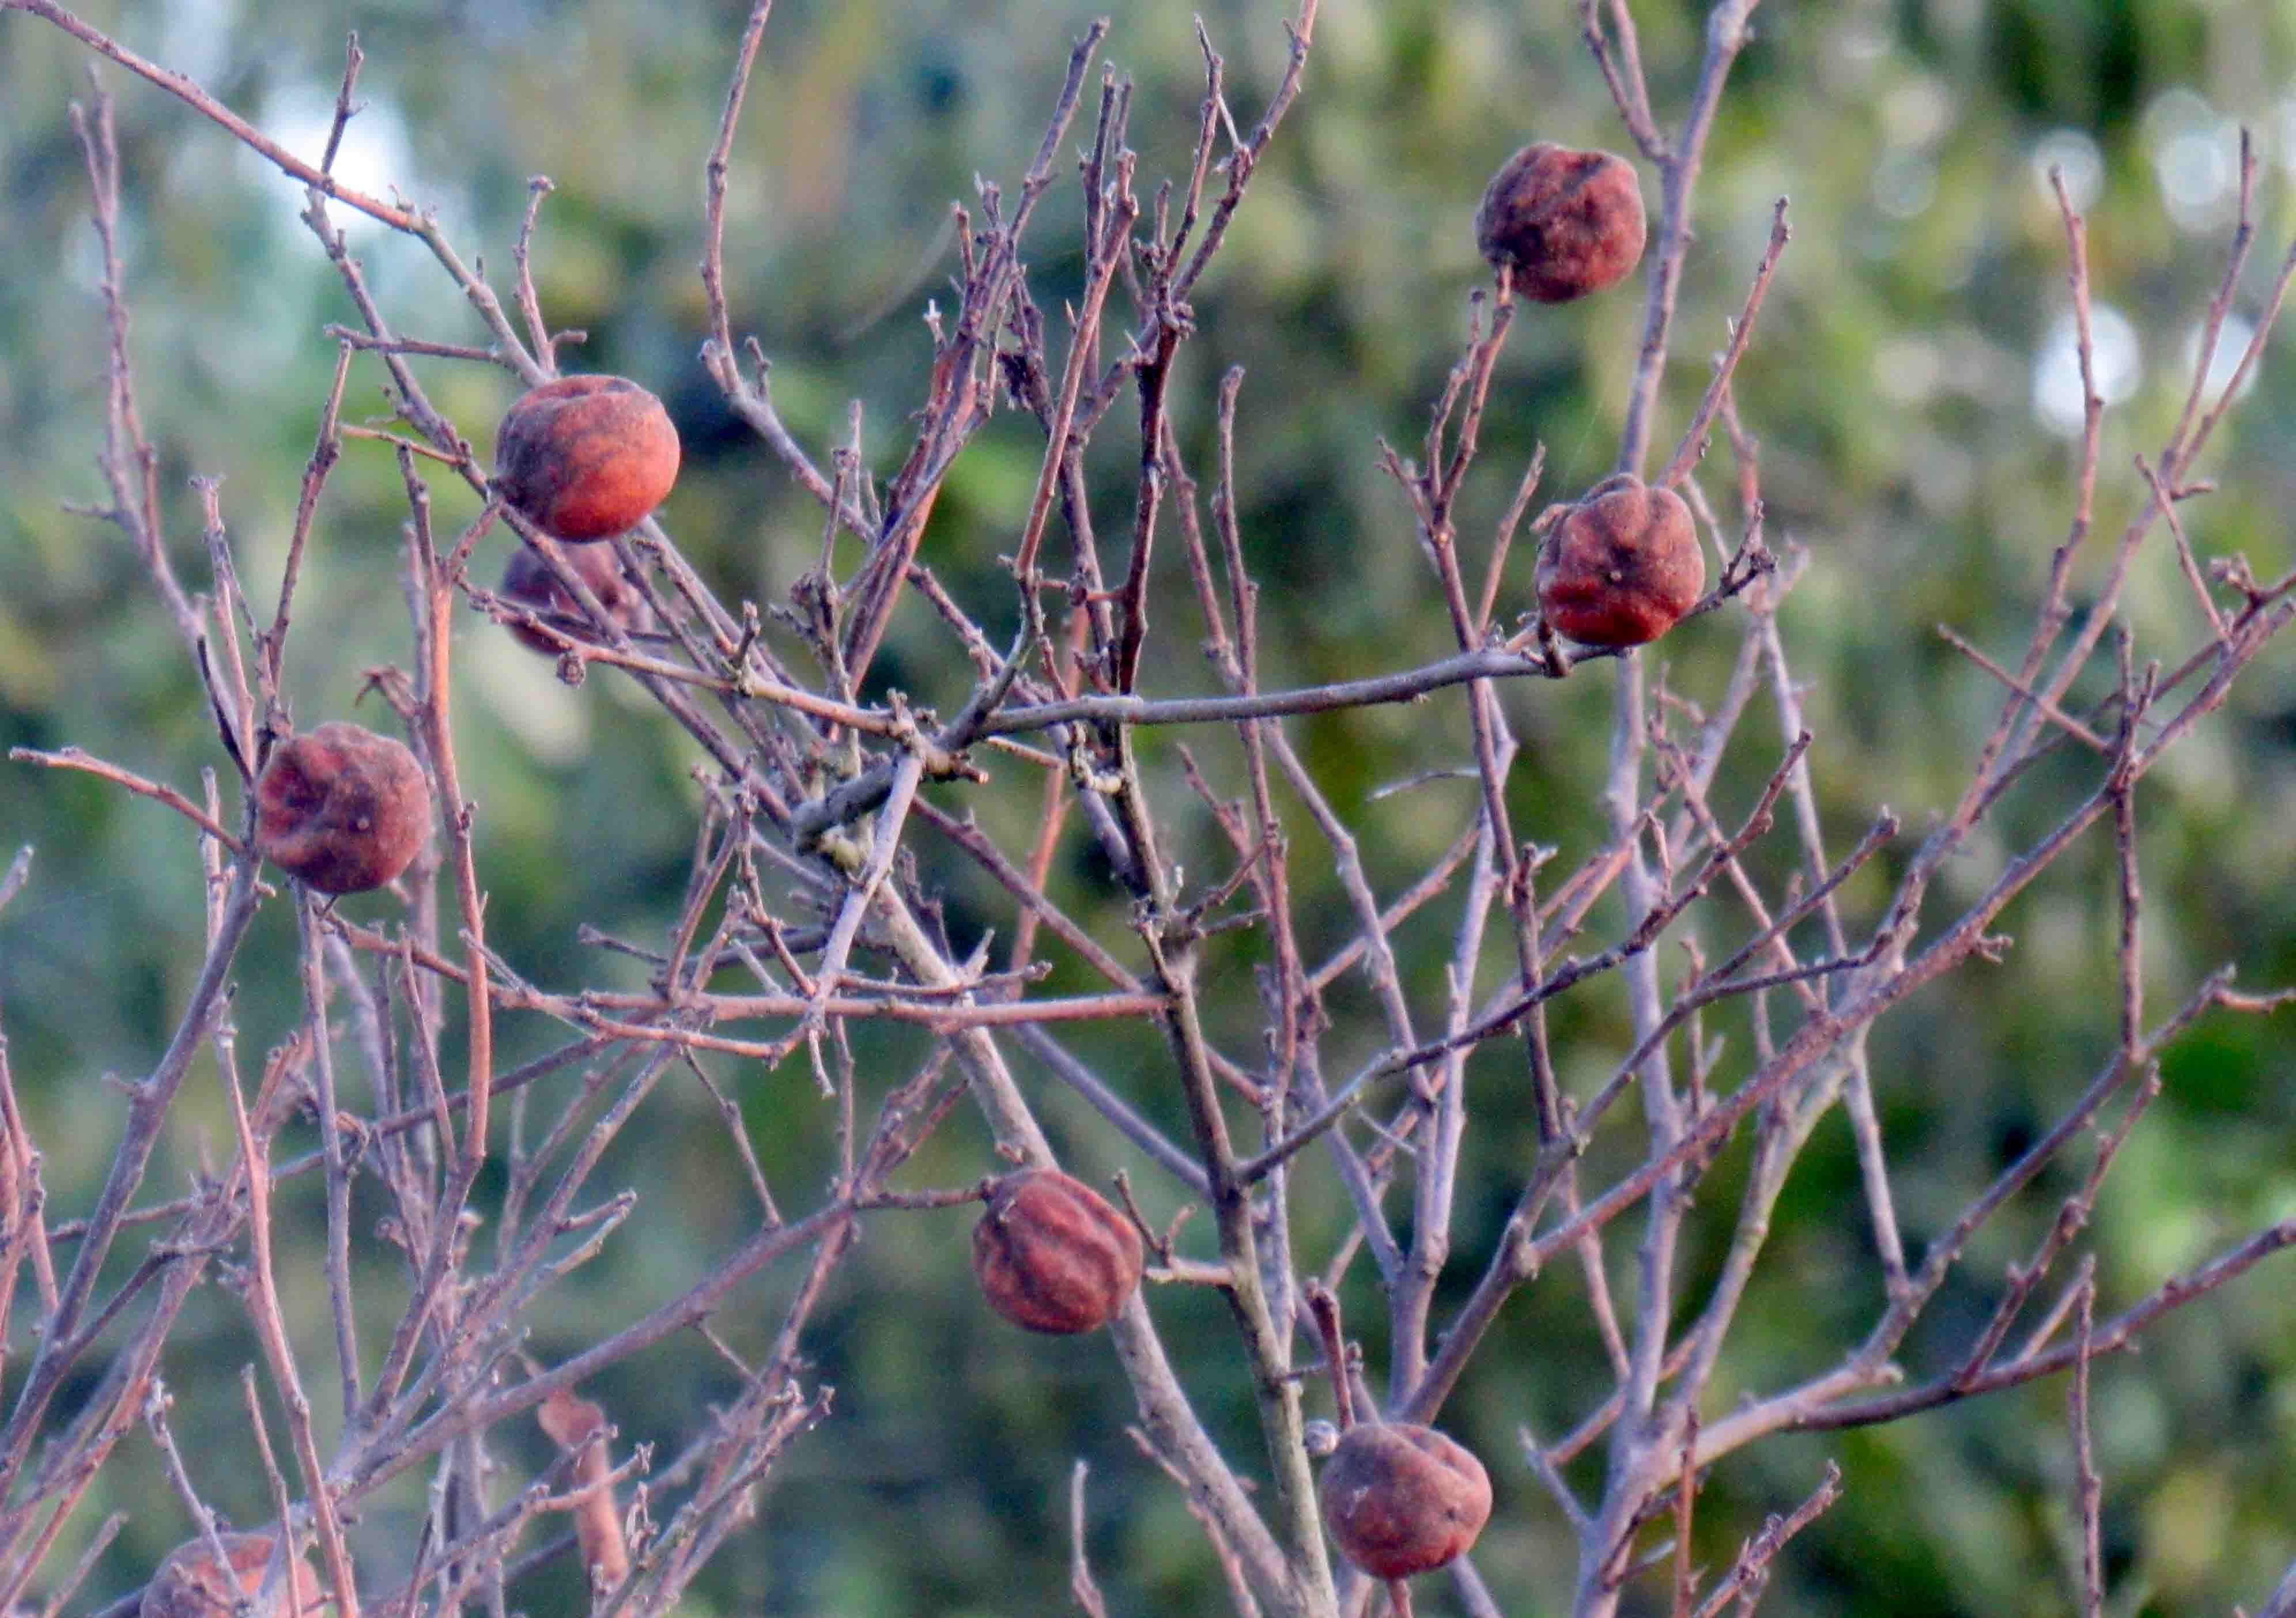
[6, 0, 2296, 1613]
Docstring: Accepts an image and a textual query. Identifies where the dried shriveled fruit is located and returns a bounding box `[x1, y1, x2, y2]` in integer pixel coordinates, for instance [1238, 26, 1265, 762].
[500, 542, 654, 654]
[493, 375, 681, 542]
[254, 723, 432, 895]
[1475, 142, 1647, 303]
[1536, 473, 1705, 648]
[971, 1168, 1144, 1335]
[141, 1532, 324, 1618]
[1319, 1420, 1493, 1581]
[538, 1387, 633, 1589]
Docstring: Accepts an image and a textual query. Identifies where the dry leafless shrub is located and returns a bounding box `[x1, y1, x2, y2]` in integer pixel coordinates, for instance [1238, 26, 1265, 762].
[3, 1, 2295, 1615]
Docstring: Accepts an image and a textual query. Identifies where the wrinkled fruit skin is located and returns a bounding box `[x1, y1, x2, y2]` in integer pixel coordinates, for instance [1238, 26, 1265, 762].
[254, 723, 432, 895]
[500, 542, 654, 654]
[142, 1533, 324, 1618]
[1319, 1422, 1494, 1581]
[493, 375, 681, 542]
[1475, 142, 1647, 303]
[971, 1169, 1145, 1335]
[1536, 474, 1705, 648]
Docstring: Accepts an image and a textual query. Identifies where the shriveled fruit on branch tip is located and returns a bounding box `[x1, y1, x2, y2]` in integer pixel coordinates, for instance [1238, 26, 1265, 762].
[254, 722, 432, 895]
[1475, 142, 1647, 303]
[141, 1533, 325, 1618]
[1319, 1420, 1493, 1581]
[1536, 472, 1705, 648]
[500, 541, 655, 654]
[971, 1168, 1145, 1335]
[493, 374, 681, 542]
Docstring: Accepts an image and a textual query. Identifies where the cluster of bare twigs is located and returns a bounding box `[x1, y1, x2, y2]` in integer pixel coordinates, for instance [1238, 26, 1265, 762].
[5, 0, 2296, 1614]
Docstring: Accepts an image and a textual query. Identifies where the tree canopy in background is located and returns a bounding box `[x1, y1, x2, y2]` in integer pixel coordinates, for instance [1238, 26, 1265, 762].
[4, 1, 2296, 1614]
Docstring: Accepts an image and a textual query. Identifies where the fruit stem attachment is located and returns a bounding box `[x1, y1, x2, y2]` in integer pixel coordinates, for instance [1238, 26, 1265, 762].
[1306, 1280, 1354, 1432]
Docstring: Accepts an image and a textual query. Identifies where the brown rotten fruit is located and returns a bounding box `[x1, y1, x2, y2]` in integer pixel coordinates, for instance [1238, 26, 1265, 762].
[1319, 1421, 1494, 1581]
[500, 542, 654, 654]
[141, 1532, 324, 1618]
[1475, 142, 1647, 303]
[493, 375, 681, 542]
[1536, 473, 1705, 648]
[971, 1168, 1145, 1335]
[254, 723, 432, 895]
